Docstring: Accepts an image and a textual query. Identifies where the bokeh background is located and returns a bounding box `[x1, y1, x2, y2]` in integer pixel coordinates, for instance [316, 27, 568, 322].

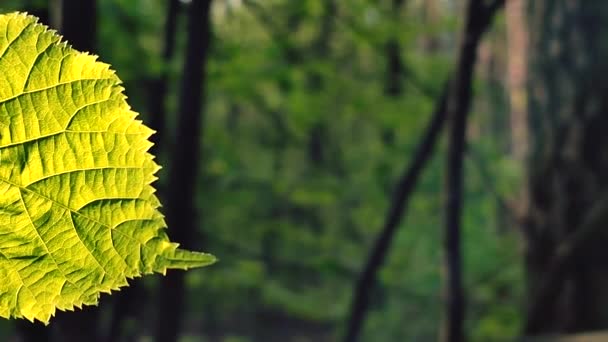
[2, 0, 608, 341]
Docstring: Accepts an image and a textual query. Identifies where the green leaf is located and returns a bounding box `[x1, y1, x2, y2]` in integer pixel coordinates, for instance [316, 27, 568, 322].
[0, 12, 215, 323]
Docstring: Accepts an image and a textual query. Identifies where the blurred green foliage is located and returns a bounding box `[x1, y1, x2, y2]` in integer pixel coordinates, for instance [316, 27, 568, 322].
[0, 0, 523, 340]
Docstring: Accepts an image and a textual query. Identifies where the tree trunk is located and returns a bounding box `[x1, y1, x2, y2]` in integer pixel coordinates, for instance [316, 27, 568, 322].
[15, 320, 50, 342]
[156, 1, 213, 342]
[53, 0, 97, 53]
[342, 2, 504, 341]
[380, 0, 406, 148]
[524, 0, 608, 335]
[147, 0, 181, 156]
[384, 0, 406, 97]
[106, 3, 182, 341]
[441, 1, 503, 341]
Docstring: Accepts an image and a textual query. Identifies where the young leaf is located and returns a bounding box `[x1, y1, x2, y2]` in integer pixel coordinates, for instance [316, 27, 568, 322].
[0, 12, 215, 324]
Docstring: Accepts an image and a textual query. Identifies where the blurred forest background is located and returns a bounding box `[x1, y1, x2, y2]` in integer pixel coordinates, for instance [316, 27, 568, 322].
[3, 0, 608, 341]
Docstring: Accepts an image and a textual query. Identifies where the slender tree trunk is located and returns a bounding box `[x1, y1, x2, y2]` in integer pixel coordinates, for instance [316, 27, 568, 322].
[380, 0, 406, 151]
[53, 0, 97, 53]
[341, 1, 503, 342]
[105, 2, 182, 340]
[384, 0, 406, 98]
[156, 1, 213, 342]
[15, 321, 50, 342]
[53, 309, 101, 342]
[523, 0, 608, 335]
[21, 0, 50, 24]
[147, 0, 181, 156]
[442, 0, 496, 340]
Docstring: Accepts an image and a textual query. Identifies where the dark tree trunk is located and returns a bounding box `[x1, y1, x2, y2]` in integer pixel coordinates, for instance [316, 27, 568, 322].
[384, 0, 406, 97]
[380, 0, 406, 149]
[54, 0, 97, 53]
[342, 1, 504, 342]
[156, 1, 213, 342]
[53, 309, 101, 342]
[523, 0, 608, 335]
[105, 274, 148, 342]
[107, 2, 182, 340]
[15, 321, 50, 342]
[21, 0, 49, 25]
[442, 0, 498, 340]
[147, 0, 181, 156]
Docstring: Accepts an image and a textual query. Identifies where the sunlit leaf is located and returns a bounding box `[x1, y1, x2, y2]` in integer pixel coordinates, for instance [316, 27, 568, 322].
[0, 12, 215, 323]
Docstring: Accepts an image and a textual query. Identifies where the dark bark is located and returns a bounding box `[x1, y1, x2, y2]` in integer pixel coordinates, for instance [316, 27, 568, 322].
[55, 0, 97, 53]
[523, 0, 608, 335]
[342, 1, 504, 342]
[53, 308, 101, 342]
[524, 196, 608, 333]
[22, 0, 49, 25]
[381, 0, 406, 152]
[105, 279, 148, 342]
[106, 3, 182, 340]
[384, 0, 406, 97]
[15, 320, 50, 342]
[156, 1, 213, 342]
[147, 0, 181, 155]
[442, 0, 502, 340]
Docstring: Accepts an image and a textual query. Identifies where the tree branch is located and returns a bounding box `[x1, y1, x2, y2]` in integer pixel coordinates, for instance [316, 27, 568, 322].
[157, 1, 213, 341]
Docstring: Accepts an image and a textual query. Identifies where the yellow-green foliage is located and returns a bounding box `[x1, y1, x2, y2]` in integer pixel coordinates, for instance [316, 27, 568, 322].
[0, 13, 214, 323]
